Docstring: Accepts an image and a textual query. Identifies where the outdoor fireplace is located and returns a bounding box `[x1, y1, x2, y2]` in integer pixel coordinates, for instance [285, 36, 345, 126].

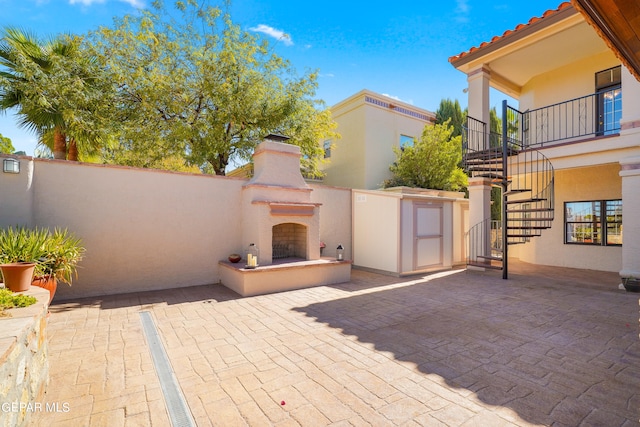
[272, 223, 308, 259]
[219, 135, 351, 297]
[240, 135, 321, 265]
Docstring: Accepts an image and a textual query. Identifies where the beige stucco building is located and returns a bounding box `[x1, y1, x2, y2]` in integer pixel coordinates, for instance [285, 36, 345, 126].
[450, 2, 640, 282]
[319, 89, 436, 190]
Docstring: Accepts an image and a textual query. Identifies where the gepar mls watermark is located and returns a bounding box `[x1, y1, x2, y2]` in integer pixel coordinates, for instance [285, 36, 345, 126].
[1, 402, 70, 413]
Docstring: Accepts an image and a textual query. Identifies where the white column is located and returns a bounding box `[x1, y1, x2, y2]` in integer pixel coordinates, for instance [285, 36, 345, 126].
[468, 177, 493, 267]
[620, 66, 640, 129]
[619, 156, 640, 280]
[467, 66, 491, 126]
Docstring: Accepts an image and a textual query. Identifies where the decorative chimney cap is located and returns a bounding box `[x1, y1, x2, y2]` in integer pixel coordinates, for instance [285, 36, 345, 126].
[264, 133, 290, 143]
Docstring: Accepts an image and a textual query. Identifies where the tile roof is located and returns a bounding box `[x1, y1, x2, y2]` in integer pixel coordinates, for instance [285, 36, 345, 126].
[448, 2, 574, 64]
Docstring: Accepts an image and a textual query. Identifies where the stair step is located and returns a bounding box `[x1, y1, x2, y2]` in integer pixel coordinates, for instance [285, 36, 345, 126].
[507, 208, 554, 213]
[465, 157, 504, 164]
[504, 189, 531, 195]
[505, 198, 546, 204]
[468, 166, 504, 172]
[506, 226, 550, 230]
[476, 173, 507, 180]
[464, 151, 502, 161]
[464, 147, 519, 160]
[507, 234, 539, 238]
[467, 261, 503, 270]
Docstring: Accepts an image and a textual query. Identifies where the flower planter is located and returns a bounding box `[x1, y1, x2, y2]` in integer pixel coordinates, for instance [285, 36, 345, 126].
[0, 262, 36, 292]
[623, 278, 640, 293]
[32, 276, 58, 303]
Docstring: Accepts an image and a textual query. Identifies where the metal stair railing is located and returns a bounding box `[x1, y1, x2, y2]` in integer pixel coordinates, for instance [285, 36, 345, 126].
[465, 219, 503, 269]
[463, 102, 555, 278]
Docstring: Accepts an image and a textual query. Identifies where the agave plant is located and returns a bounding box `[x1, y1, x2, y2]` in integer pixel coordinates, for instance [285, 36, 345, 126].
[37, 228, 85, 285]
[0, 226, 85, 285]
[0, 226, 49, 265]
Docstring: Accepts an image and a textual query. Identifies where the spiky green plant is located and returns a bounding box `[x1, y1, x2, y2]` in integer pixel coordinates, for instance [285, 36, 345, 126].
[38, 228, 85, 285]
[0, 226, 85, 285]
[0, 226, 48, 265]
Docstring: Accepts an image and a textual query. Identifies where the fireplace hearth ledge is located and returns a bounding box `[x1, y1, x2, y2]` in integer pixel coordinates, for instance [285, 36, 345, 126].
[219, 258, 352, 297]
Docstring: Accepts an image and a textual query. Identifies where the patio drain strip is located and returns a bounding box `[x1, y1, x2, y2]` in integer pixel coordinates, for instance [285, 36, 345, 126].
[140, 311, 196, 427]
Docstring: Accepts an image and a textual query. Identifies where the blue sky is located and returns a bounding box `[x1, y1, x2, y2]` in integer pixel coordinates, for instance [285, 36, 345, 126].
[0, 0, 563, 155]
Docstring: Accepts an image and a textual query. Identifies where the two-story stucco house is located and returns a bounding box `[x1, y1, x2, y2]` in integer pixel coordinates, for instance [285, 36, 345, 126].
[319, 89, 436, 190]
[449, 1, 640, 285]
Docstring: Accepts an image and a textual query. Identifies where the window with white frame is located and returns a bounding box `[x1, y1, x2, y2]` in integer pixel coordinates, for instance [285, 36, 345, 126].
[595, 66, 622, 136]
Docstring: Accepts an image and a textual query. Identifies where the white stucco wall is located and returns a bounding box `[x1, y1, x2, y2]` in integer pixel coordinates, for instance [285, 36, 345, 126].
[0, 158, 353, 299]
[310, 184, 352, 261]
[30, 160, 246, 299]
[0, 155, 34, 226]
[353, 191, 400, 273]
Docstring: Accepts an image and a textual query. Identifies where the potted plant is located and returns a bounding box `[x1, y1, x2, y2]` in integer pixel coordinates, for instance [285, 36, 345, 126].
[0, 227, 48, 292]
[33, 228, 85, 303]
[622, 276, 640, 293]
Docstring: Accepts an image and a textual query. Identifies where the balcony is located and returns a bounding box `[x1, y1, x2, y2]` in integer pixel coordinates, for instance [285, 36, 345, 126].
[511, 89, 622, 148]
[463, 89, 622, 154]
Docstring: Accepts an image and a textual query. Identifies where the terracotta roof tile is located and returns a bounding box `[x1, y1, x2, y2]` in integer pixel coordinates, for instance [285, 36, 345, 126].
[449, 2, 573, 63]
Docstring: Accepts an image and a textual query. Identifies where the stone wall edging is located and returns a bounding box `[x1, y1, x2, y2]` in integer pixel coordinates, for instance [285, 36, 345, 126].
[0, 286, 49, 427]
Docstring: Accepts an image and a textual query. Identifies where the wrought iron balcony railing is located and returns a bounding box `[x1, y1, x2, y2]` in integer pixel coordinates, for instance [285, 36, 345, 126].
[508, 89, 621, 148]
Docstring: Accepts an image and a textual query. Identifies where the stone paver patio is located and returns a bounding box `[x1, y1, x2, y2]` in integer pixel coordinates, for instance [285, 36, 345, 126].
[32, 261, 639, 426]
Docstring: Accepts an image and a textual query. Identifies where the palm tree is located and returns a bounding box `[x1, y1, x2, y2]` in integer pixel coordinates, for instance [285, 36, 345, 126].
[0, 28, 101, 160]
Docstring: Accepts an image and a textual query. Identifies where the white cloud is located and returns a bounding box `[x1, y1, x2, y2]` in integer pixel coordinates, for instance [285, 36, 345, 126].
[382, 93, 413, 105]
[68, 0, 144, 8]
[249, 24, 293, 46]
[455, 0, 470, 23]
[69, 0, 104, 5]
[319, 73, 334, 78]
[120, 0, 144, 7]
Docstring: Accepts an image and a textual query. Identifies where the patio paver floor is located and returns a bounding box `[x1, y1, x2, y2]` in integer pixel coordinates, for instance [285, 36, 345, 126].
[32, 261, 639, 426]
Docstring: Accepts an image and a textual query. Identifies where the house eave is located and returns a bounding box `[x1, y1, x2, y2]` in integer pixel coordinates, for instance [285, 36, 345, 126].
[571, 0, 640, 82]
[449, 6, 579, 69]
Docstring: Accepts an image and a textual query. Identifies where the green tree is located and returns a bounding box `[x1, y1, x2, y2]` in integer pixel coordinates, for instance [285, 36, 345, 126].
[0, 133, 13, 154]
[435, 98, 466, 138]
[384, 121, 467, 191]
[91, 0, 337, 175]
[0, 28, 107, 161]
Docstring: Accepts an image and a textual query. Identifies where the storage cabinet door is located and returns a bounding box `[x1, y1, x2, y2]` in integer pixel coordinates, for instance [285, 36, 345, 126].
[414, 203, 443, 270]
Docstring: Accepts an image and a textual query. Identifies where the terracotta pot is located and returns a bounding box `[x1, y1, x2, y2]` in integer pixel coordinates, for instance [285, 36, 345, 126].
[0, 262, 36, 292]
[623, 278, 640, 293]
[33, 276, 58, 303]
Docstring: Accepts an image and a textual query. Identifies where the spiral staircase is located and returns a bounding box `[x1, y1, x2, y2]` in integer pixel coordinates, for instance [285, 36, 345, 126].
[463, 103, 555, 279]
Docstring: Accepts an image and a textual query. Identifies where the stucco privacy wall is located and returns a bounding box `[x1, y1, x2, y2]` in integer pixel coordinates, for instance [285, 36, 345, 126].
[310, 184, 352, 261]
[0, 156, 352, 299]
